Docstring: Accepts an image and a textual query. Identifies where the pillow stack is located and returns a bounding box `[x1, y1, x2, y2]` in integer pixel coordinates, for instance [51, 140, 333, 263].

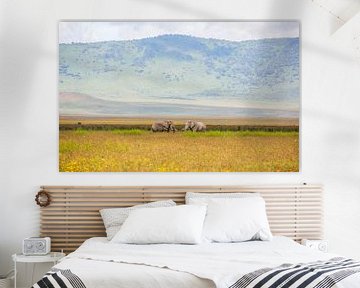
[187, 193, 272, 242]
[100, 200, 176, 240]
[111, 205, 207, 244]
[104, 192, 272, 245]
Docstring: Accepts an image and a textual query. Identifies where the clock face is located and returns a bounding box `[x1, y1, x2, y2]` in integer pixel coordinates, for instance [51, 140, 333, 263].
[36, 241, 45, 250]
[318, 242, 327, 252]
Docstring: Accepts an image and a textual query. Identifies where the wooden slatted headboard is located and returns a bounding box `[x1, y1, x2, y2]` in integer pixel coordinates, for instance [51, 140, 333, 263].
[39, 184, 323, 253]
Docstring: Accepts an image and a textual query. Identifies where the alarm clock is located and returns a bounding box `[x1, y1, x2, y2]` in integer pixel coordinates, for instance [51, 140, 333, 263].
[301, 239, 328, 252]
[23, 237, 51, 255]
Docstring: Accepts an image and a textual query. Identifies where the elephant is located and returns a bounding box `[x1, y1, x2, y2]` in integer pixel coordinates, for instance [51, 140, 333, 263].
[183, 120, 206, 132]
[151, 120, 176, 133]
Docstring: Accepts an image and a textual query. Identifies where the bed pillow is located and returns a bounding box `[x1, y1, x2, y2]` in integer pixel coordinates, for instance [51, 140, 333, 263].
[186, 192, 259, 204]
[100, 200, 176, 240]
[111, 205, 207, 244]
[202, 197, 272, 243]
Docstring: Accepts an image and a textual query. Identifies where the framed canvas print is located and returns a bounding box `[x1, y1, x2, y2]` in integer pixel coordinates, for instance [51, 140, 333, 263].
[59, 21, 300, 172]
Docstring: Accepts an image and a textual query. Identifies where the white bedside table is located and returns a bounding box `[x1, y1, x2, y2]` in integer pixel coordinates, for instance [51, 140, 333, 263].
[12, 252, 65, 288]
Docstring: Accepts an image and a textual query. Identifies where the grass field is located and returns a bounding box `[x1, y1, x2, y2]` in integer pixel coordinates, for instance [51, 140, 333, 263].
[60, 116, 299, 127]
[59, 129, 299, 172]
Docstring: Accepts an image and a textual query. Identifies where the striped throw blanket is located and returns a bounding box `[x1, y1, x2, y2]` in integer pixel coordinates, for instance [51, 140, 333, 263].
[32, 268, 86, 288]
[230, 258, 360, 288]
[32, 258, 360, 288]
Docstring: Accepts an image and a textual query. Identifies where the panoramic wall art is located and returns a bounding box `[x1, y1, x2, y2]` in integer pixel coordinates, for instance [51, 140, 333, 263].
[59, 21, 300, 172]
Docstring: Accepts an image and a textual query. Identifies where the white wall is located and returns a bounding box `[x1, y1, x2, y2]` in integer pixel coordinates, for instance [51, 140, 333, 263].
[1, 0, 360, 285]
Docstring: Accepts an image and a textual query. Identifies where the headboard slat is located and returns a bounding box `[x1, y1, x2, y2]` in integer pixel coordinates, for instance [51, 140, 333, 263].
[40, 184, 323, 253]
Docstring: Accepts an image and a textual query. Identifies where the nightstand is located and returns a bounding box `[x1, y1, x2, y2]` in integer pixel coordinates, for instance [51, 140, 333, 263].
[12, 252, 65, 288]
[301, 239, 328, 252]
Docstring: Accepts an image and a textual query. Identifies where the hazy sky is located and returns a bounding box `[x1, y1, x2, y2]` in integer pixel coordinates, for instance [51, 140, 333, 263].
[59, 21, 299, 43]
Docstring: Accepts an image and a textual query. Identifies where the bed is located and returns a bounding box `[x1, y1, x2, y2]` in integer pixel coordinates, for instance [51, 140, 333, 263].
[33, 185, 360, 288]
[33, 236, 360, 288]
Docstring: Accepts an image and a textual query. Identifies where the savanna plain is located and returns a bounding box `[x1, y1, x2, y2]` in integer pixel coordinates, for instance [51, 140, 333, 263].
[59, 117, 299, 172]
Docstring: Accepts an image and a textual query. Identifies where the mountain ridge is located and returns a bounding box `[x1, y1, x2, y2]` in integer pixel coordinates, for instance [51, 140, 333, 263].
[59, 34, 299, 117]
[60, 34, 299, 45]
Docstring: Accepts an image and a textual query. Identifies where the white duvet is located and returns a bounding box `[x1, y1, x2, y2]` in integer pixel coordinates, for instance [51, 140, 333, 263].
[54, 237, 360, 288]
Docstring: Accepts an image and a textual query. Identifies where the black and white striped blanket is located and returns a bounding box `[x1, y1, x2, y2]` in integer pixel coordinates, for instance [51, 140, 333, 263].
[32, 268, 86, 288]
[229, 257, 360, 288]
[32, 258, 360, 288]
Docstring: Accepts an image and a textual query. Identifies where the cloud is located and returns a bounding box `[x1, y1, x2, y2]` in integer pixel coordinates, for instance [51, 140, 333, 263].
[59, 21, 299, 43]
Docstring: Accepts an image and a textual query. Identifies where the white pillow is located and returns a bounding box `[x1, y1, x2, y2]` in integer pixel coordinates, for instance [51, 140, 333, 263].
[111, 205, 207, 244]
[100, 200, 176, 240]
[186, 192, 259, 204]
[202, 197, 272, 243]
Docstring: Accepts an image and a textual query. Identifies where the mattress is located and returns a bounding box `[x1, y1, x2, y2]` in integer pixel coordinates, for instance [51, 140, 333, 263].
[36, 237, 360, 288]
